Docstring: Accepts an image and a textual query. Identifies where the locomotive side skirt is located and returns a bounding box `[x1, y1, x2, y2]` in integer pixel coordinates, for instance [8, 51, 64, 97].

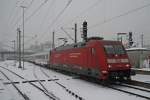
[49, 63, 100, 78]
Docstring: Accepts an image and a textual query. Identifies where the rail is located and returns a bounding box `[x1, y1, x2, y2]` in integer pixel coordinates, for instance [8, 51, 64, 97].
[0, 66, 60, 100]
[0, 69, 30, 100]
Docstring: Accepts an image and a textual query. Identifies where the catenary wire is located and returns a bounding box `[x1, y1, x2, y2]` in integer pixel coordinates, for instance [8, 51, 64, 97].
[41, 0, 73, 42]
[8, 0, 20, 25]
[89, 2, 150, 29]
[13, 0, 46, 29]
[38, 0, 56, 32]
[63, 0, 103, 26]
[12, 0, 34, 29]
[47, 0, 72, 30]
[24, 0, 49, 25]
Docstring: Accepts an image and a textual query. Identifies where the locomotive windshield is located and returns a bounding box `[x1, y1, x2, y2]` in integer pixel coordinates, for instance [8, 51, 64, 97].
[104, 45, 125, 54]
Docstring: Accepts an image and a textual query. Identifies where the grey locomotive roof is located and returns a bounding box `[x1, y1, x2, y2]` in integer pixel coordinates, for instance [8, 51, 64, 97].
[55, 42, 86, 51]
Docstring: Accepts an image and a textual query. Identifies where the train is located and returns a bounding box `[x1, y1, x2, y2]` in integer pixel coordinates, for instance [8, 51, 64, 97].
[25, 51, 49, 66]
[25, 37, 134, 81]
[25, 21, 135, 81]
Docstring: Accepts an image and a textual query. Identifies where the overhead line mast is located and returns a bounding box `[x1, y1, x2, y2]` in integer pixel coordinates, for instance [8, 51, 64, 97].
[17, 28, 22, 68]
[20, 5, 26, 69]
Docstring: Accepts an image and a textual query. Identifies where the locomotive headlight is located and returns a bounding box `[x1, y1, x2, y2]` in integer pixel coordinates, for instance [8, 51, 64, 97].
[108, 64, 112, 68]
[121, 59, 129, 63]
[126, 64, 130, 67]
[107, 59, 116, 63]
[102, 70, 108, 74]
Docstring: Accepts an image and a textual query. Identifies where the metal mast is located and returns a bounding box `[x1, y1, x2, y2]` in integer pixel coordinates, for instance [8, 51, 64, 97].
[17, 28, 22, 68]
[20, 6, 26, 69]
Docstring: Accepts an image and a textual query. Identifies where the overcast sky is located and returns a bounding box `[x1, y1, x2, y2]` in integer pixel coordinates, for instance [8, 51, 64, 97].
[0, 0, 150, 49]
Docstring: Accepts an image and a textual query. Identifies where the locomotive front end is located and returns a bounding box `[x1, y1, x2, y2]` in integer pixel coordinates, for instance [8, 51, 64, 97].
[103, 42, 132, 80]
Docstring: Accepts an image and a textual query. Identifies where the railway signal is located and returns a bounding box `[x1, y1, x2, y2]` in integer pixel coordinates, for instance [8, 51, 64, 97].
[129, 32, 133, 47]
[74, 23, 77, 43]
[82, 21, 88, 42]
[52, 31, 55, 49]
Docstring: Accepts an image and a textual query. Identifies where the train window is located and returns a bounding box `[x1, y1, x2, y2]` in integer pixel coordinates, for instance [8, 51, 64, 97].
[114, 45, 125, 54]
[104, 45, 115, 54]
[104, 45, 125, 54]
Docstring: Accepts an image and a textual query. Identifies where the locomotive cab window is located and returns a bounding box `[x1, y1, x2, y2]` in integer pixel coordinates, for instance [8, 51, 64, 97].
[104, 45, 115, 54]
[104, 45, 125, 54]
[114, 45, 125, 54]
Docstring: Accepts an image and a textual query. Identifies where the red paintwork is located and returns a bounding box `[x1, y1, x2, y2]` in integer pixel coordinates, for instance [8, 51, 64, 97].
[49, 39, 131, 80]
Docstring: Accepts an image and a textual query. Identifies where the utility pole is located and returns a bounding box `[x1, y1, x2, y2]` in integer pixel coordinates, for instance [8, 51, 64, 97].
[17, 28, 22, 68]
[141, 34, 144, 48]
[21, 6, 26, 69]
[17, 31, 19, 61]
[13, 40, 16, 60]
[52, 31, 55, 49]
[74, 23, 77, 43]
[11, 40, 16, 58]
[11, 40, 16, 66]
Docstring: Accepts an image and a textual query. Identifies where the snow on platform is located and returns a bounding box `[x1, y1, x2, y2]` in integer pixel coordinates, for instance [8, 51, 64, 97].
[0, 60, 149, 100]
[132, 68, 150, 71]
[132, 74, 150, 83]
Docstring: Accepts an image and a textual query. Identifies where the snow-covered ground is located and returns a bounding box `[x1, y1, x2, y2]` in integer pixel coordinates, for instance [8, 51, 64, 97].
[132, 74, 150, 83]
[132, 68, 150, 71]
[0, 60, 149, 100]
[131, 68, 150, 83]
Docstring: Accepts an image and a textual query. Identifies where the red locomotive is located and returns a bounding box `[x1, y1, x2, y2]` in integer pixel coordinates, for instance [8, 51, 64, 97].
[49, 21, 133, 81]
[49, 37, 132, 80]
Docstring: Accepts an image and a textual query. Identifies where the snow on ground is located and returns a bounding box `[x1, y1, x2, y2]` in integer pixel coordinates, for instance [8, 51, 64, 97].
[0, 79, 21, 100]
[132, 74, 150, 83]
[132, 68, 150, 71]
[139, 68, 150, 71]
[0, 70, 25, 100]
[0, 60, 149, 100]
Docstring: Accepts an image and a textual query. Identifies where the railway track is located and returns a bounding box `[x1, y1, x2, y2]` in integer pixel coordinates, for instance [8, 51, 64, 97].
[39, 66, 79, 80]
[0, 66, 60, 100]
[39, 66, 85, 100]
[29, 62, 150, 100]
[111, 82, 150, 99]
[37, 63, 150, 100]
[126, 80, 150, 89]
[78, 76, 150, 100]
[33, 66, 60, 100]
[39, 67, 50, 78]
[80, 77, 150, 100]
[105, 84, 150, 100]
[0, 70, 30, 100]
[115, 82, 150, 93]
